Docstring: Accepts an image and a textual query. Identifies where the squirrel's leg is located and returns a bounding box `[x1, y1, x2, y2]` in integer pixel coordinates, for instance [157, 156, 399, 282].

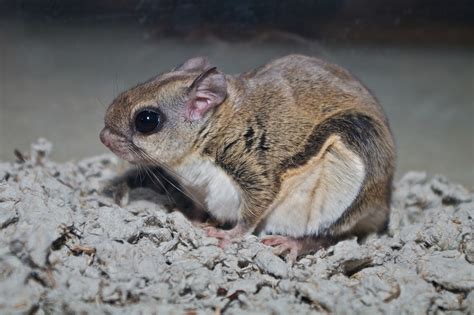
[260, 136, 367, 262]
[204, 167, 276, 247]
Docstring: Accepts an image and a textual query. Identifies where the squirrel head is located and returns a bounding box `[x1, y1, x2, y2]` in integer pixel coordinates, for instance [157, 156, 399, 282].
[100, 57, 227, 165]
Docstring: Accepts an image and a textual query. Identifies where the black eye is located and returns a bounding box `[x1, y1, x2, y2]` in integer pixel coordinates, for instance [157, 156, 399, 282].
[135, 110, 161, 134]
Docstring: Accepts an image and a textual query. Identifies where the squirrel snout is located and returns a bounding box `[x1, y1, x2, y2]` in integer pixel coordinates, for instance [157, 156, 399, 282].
[99, 127, 133, 161]
[99, 127, 112, 147]
[100, 127, 124, 149]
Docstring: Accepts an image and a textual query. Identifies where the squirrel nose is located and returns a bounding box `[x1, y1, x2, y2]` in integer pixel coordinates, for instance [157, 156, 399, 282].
[100, 127, 112, 147]
[100, 127, 127, 148]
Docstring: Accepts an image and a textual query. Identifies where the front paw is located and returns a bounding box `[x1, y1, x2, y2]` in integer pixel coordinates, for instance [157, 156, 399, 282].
[102, 179, 130, 207]
[261, 235, 303, 264]
[204, 226, 243, 248]
[113, 181, 130, 206]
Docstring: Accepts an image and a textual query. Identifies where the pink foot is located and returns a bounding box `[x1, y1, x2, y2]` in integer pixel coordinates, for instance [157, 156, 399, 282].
[261, 235, 303, 263]
[204, 226, 243, 248]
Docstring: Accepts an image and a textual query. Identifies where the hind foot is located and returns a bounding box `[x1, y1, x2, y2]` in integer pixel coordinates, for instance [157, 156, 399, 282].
[261, 235, 303, 263]
[261, 235, 333, 263]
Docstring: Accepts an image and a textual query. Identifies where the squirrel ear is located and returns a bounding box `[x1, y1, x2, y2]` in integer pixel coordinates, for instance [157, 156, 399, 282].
[185, 67, 227, 121]
[174, 57, 210, 72]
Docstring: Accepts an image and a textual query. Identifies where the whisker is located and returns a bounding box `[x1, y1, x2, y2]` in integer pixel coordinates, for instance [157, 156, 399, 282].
[129, 144, 204, 209]
[95, 97, 107, 109]
[128, 146, 147, 185]
[114, 72, 118, 96]
[133, 164, 143, 190]
[143, 164, 174, 205]
[128, 145, 181, 207]
[144, 157, 201, 206]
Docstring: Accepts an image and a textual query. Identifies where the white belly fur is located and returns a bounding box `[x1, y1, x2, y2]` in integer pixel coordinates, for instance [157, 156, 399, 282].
[174, 155, 242, 223]
[260, 137, 366, 238]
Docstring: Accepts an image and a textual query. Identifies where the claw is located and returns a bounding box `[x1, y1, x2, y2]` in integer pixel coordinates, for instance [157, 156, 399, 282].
[261, 235, 289, 246]
[204, 226, 244, 248]
[260, 235, 303, 264]
[204, 226, 228, 238]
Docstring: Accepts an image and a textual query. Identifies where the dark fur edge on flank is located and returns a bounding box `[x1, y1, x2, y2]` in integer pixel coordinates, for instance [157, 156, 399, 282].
[278, 111, 394, 238]
[280, 112, 387, 172]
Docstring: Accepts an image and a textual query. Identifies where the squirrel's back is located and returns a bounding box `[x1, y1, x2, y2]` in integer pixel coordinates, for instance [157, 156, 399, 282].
[216, 55, 395, 181]
[242, 54, 384, 119]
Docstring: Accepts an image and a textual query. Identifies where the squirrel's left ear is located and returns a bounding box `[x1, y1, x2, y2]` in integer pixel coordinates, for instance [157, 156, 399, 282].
[185, 67, 227, 121]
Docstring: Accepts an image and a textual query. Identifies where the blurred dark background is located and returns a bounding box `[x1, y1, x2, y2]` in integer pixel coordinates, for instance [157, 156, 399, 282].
[1, 0, 474, 44]
[0, 0, 473, 186]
